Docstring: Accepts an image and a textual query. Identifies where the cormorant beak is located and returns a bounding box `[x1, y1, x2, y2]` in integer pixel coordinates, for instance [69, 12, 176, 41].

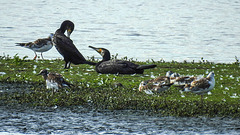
[67, 29, 72, 38]
[89, 46, 102, 53]
[89, 46, 98, 51]
[97, 49, 102, 53]
[89, 46, 97, 50]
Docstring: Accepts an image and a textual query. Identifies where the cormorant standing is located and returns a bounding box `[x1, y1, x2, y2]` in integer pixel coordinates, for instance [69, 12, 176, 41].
[89, 46, 157, 74]
[53, 20, 96, 69]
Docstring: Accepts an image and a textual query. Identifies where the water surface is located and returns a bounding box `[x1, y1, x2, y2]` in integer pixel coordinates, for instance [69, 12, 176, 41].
[0, 105, 240, 135]
[0, 0, 240, 63]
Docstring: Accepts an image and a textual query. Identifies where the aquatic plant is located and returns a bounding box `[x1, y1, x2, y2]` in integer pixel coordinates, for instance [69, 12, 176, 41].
[0, 55, 240, 117]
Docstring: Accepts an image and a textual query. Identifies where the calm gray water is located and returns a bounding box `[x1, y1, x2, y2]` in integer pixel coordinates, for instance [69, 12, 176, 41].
[0, 0, 240, 63]
[0, 105, 240, 135]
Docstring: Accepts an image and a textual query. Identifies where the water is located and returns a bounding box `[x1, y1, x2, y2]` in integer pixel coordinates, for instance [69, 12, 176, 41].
[1, 0, 240, 134]
[0, 84, 240, 135]
[0, 105, 240, 135]
[0, 0, 240, 63]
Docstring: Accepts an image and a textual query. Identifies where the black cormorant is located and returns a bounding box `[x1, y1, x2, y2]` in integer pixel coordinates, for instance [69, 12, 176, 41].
[89, 46, 157, 74]
[53, 20, 96, 69]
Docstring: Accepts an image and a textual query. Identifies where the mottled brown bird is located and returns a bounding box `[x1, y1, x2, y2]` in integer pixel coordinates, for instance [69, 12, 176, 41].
[38, 69, 74, 89]
[183, 72, 215, 102]
[16, 33, 54, 60]
[139, 76, 173, 94]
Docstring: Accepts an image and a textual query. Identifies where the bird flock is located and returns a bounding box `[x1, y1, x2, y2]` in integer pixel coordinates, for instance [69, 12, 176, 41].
[16, 20, 215, 102]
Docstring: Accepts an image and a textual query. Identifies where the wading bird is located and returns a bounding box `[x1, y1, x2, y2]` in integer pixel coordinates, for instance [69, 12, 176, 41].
[16, 33, 54, 60]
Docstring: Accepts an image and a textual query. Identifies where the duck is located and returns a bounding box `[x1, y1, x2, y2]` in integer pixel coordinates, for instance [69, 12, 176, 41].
[16, 33, 54, 60]
[37, 69, 74, 90]
[53, 20, 96, 69]
[89, 46, 157, 74]
[139, 76, 173, 94]
[183, 72, 215, 102]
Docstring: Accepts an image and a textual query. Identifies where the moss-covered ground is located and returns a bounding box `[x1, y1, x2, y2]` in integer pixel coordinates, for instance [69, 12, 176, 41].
[0, 54, 239, 117]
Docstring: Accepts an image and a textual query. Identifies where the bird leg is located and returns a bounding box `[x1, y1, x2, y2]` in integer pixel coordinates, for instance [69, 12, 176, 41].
[41, 52, 44, 60]
[64, 62, 71, 69]
[33, 52, 37, 60]
[67, 62, 71, 69]
[64, 62, 68, 69]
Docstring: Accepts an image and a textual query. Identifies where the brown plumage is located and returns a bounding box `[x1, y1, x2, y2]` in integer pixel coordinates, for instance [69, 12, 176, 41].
[38, 69, 74, 89]
[165, 71, 198, 87]
[171, 76, 197, 86]
[16, 33, 54, 60]
[139, 76, 173, 93]
[183, 72, 215, 102]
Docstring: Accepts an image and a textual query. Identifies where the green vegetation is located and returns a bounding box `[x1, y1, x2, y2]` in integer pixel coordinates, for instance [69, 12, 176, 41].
[0, 54, 240, 117]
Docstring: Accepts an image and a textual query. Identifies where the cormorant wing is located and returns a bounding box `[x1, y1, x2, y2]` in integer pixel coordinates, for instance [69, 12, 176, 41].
[114, 59, 139, 68]
[97, 59, 139, 74]
[53, 31, 86, 62]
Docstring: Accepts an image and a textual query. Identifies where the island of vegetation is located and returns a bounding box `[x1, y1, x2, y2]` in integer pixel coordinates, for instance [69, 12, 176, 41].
[0, 54, 239, 117]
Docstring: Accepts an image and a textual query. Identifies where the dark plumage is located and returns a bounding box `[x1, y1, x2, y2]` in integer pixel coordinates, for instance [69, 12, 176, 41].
[53, 20, 96, 69]
[89, 46, 157, 74]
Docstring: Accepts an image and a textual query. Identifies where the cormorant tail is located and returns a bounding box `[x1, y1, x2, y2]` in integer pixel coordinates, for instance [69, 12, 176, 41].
[136, 64, 157, 70]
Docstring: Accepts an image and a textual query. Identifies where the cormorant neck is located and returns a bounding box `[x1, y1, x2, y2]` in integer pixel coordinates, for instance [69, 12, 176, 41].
[55, 29, 64, 35]
[102, 51, 111, 61]
[59, 27, 66, 34]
